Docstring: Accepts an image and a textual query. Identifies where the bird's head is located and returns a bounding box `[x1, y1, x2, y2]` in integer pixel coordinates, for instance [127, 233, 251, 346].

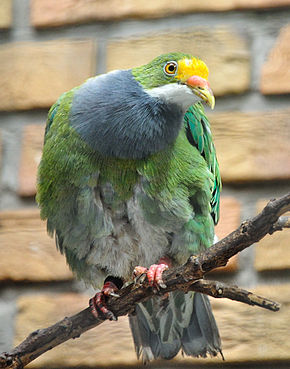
[132, 52, 215, 110]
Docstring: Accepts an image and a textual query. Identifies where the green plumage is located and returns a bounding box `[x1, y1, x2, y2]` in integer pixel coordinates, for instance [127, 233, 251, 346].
[37, 93, 220, 277]
[37, 52, 222, 361]
[184, 103, 221, 224]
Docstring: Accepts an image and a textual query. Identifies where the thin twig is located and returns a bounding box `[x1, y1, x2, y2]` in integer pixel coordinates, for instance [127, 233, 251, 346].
[189, 279, 281, 311]
[0, 192, 289, 369]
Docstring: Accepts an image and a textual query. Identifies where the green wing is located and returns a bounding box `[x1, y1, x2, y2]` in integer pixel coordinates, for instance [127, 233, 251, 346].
[184, 103, 221, 225]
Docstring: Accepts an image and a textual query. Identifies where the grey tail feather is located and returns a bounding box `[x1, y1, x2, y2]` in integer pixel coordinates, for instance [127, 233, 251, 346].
[128, 291, 222, 363]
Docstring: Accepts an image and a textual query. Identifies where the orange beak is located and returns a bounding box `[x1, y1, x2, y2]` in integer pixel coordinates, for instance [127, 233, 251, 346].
[186, 75, 215, 109]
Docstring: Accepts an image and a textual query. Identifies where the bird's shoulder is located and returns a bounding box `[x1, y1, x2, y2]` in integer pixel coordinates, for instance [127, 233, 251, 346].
[45, 87, 78, 139]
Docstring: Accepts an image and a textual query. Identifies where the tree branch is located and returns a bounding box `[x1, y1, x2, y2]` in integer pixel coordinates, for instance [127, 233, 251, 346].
[1, 192, 289, 369]
[188, 279, 281, 311]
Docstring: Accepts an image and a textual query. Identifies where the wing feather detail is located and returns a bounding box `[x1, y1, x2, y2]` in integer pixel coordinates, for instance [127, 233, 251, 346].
[184, 103, 221, 225]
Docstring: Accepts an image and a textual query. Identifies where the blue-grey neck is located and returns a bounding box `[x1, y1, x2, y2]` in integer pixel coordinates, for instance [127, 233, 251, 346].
[69, 70, 184, 159]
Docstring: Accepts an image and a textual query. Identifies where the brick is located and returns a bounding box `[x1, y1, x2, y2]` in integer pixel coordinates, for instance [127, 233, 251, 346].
[31, 0, 290, 28]
[107, 28, 250, 97]
[214, 197, 241, 272]
[0, 209, 73, 282]
[0, 40, 96, 111]
[236, 0, 290, 9]
[15, 285, 290, 366]
[210, 110, 290, 182]
[261, 25, 290, 95]
[215, 197, 241, 240]
[18, 125, 45, 197]
[0, 0, 12, 29]
[255, 200, 290, 272]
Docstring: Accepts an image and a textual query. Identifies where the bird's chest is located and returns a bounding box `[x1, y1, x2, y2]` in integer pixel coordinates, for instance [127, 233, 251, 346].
[97, 152, 193, 249]
[97, 136, 195, 225]
[80, 142, 206, 283]
[95, 179, 187, 279]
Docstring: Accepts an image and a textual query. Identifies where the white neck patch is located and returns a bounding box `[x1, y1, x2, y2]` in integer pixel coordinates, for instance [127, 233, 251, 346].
[145, 83, 200, 111]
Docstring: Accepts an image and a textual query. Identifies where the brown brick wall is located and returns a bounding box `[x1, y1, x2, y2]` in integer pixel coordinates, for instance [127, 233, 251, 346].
[255, 201, 290, 272]
[210, 110, 290, 182]
[0, 40, 96, 111]
[261, 25, 290, 95]
[0, 209, 73, 282]
[30, 0, 290, 28]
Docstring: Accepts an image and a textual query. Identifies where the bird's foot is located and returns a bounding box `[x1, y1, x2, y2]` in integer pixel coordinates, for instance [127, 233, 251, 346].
[147, 263, 169, 289]
[133, 259, 170, 289]
[89, 280, 120, 321]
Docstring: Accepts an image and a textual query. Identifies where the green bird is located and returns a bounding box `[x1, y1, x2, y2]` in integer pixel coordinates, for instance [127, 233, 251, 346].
[37, 52, 222, 362]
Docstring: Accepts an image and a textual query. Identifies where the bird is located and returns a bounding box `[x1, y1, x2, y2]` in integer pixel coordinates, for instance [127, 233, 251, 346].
[37, 52, 222, 363]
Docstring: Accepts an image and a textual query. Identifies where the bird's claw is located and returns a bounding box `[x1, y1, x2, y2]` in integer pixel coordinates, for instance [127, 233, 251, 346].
[108, 291, 120, 298]
[133, 273, 147, 286]
[89, 281, 119, 321]
[133, 266, 148, 285]
[133, 263, 169, 289]
[147, 263, 168, 289]
[133, 266, 148, 277]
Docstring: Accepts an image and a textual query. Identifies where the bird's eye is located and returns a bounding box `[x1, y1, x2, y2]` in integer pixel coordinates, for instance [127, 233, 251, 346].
[164, 61, 178, 76]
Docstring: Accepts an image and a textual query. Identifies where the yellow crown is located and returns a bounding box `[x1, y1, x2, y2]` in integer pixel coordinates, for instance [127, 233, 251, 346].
[176, 58, 209, 82]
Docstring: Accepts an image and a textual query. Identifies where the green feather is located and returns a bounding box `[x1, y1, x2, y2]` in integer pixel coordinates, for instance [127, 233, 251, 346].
[37, 85, 215, 273]
[184, 103, 221, 225]
[37, 53, 222, 284]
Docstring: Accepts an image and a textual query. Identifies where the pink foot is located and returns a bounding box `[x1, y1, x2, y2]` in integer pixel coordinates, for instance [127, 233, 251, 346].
[147, 263, 169, 288]
[133, 258, 170, 289]
[133, 266, 148, 276]
[89, 281, 119, 321]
